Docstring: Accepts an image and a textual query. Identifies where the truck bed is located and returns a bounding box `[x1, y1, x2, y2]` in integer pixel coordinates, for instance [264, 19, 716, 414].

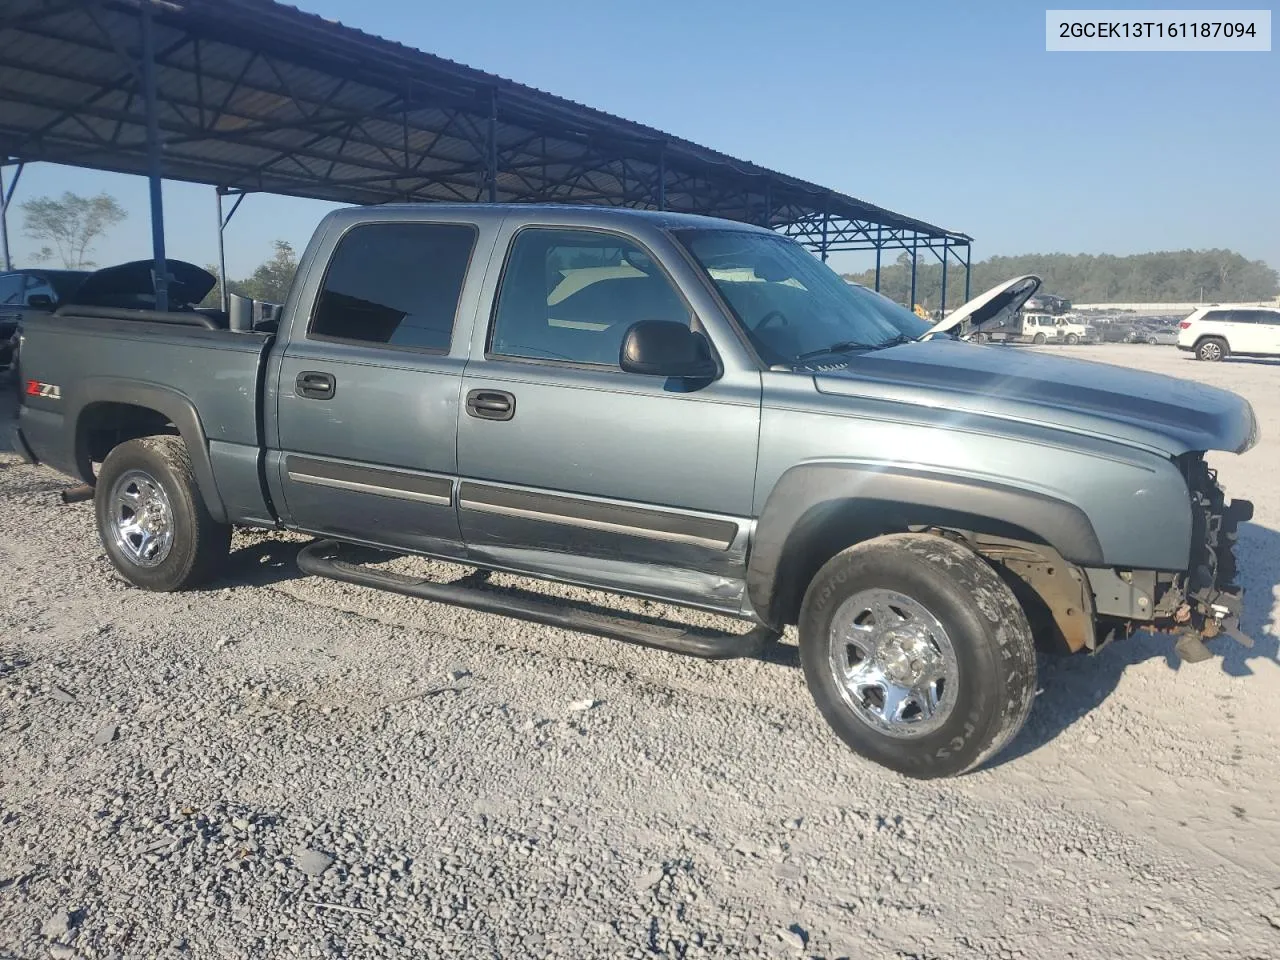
[16, 311, 274, 523]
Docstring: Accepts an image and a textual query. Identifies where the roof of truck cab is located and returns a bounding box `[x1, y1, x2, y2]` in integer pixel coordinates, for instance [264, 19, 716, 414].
[325, 203, 780, 233]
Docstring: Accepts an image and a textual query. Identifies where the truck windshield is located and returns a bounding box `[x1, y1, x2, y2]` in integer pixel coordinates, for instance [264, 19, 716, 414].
[675, 229, 931, 365]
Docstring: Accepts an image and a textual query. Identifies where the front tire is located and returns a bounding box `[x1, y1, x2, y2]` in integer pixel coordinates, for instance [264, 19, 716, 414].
[798, 534, 1036, 778]
[1196, 337, 1227, 362]
[95, 436, 231, 591]
[1064, 333, 1080, 345]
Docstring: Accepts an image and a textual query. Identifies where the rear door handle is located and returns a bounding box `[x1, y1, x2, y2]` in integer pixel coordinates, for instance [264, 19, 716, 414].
[295, 371, 336, 400]
[465, 389, 515, 421]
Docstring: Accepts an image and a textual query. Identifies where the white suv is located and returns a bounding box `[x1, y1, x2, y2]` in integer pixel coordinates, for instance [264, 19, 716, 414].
[1177, 306, 1280, 361]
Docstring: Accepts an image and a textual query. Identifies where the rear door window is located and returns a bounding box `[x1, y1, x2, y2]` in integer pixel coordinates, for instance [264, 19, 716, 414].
[309, 222, 477, 352]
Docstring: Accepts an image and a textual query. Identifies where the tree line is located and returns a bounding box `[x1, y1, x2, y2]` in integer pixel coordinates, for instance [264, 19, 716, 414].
[844, 249, 1280, 310]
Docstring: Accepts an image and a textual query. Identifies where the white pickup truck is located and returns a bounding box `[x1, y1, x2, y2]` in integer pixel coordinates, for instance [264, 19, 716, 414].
[970, 312, 1098, 345]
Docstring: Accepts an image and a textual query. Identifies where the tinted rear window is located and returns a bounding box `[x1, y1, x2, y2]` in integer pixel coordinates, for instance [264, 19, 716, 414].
[310, 222, 477, 352]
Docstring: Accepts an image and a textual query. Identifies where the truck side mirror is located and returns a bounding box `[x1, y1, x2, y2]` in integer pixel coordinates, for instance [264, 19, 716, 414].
[26, 294, 54, 308]
[619, 320, 718, 379]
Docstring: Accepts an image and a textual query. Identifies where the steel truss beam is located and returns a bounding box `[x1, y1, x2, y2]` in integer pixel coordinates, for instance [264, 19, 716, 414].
[0, 0, 971, 286]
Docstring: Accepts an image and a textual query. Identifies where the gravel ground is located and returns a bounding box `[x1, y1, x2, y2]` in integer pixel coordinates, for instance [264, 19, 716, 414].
[1, 344, 1278, 960]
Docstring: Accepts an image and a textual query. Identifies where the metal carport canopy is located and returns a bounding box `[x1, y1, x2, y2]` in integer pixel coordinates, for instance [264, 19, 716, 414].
[0, 0, 971, 297]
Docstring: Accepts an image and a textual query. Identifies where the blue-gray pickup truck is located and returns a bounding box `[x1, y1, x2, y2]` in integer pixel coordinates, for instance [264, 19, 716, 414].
[10, 204, 1258, 777]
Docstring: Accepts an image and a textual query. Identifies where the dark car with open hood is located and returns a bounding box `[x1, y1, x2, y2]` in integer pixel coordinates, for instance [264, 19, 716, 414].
[0, 267, 91, 371]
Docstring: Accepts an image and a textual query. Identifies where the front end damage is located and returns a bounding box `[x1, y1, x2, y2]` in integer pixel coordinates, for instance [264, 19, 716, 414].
[1156, 454, 1253, 661]
[965, 453, 1253, 663]
[1094, 453, 1253, 662]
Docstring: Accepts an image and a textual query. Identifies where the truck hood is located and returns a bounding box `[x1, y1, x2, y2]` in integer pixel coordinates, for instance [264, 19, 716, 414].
[809, 338, 1259, 456]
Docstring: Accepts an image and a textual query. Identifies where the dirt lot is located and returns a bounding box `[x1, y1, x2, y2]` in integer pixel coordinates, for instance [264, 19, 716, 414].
[1, 343, 1277, 960]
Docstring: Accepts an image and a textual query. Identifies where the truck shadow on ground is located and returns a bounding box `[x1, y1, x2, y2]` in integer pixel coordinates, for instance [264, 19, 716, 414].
[210, 539, 805, 665]
[993, 520, 1280, 769]
[210, 525, 1277, 770]
[214, 538, 305, 589]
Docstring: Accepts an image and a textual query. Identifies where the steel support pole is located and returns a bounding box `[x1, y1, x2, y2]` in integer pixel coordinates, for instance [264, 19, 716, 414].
[820, 212, 829, 263]
[874, 224, 882, 292]
[1, 161, 24, 272]
[140, 7, 168, 311]
[486, 88, 498, 203]
[941, 238, 949, 314]
[964, 243, 972, 300]
[909, 235, 918, 308]
[216, 189, 226, 310]
[216, 188, 247, 311]
[657, 146, 666, 211]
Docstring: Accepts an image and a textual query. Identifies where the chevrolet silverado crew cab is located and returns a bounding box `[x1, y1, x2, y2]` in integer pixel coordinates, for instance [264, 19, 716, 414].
[11, 205, 1258, 778]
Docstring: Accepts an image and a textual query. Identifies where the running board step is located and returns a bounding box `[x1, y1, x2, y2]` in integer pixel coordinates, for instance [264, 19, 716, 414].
[296, 539, 778, 660]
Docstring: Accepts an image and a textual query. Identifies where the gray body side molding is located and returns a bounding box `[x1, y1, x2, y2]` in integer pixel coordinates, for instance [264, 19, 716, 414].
[67, 379, 228, 524]
[746, 462, 1105, 626]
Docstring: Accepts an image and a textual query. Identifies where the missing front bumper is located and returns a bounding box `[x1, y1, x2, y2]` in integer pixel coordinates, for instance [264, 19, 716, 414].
[1092, 455, 1254, 663]
[1160, 478, 1253, 661]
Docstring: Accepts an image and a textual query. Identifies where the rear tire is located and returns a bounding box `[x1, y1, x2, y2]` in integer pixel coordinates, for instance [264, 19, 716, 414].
[1196, 337, 1227, 362]
[95, 436, 231, 591]
[1032, 332, 1047, 344]
[797, 534, 1036, 778]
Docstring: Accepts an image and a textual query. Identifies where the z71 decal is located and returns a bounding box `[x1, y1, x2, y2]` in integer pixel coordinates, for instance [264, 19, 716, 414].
[26, 380, 61, 400]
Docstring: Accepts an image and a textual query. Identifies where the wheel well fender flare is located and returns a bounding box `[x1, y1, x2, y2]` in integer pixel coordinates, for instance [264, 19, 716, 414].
[746, 462, 1104, 627]
[68, 378, 228, 523]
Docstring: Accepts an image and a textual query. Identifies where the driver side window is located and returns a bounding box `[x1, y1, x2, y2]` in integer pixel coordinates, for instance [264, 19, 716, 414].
[489, 228, 690, 366]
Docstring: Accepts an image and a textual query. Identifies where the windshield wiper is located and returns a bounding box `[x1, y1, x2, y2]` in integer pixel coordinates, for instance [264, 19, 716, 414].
[871, 333, 916, 349]
[791, 340, 874, 362]
[791, 333, 915, 363]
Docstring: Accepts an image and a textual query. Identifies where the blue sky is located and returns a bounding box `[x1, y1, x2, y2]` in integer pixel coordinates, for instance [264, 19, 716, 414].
[4, 0, 1276, 279]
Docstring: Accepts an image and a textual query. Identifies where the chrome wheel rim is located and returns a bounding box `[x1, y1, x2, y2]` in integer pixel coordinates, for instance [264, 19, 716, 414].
[827, 588, 959, 739]
[1201, 342, 1221, 360]
[109, 469, 174, 567]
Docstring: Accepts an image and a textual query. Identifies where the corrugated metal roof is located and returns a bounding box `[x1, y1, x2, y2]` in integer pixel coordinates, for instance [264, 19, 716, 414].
[0, 0, 970, 245]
